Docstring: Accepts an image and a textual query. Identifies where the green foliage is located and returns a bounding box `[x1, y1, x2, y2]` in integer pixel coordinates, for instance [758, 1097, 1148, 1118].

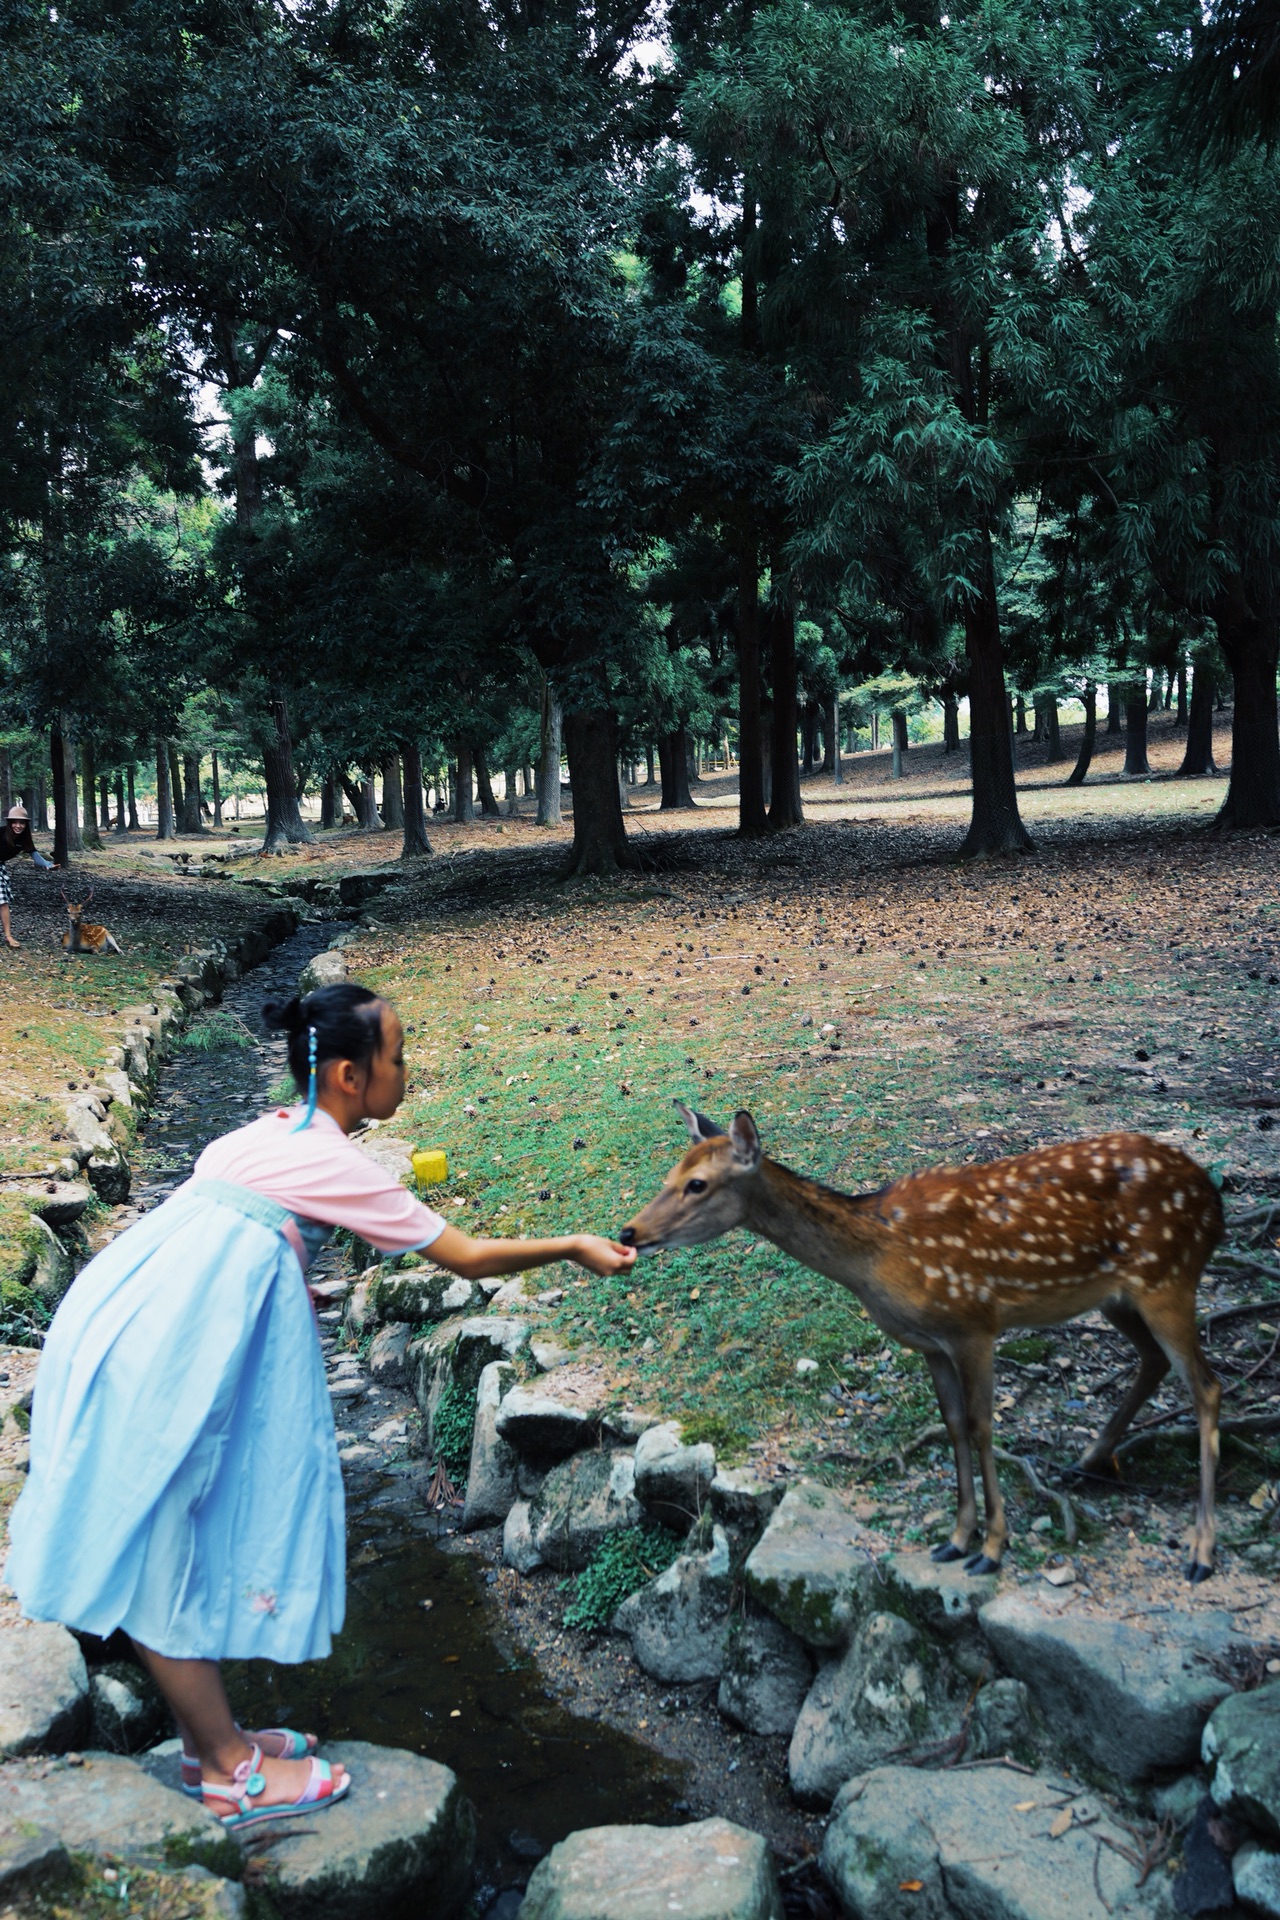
[562, 1524, 684, 1633]
[181, 1014, 254, 1054]
[432, 1377, 478, 1487]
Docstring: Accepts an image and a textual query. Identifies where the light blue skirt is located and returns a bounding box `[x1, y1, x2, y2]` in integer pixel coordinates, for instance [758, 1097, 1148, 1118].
[6, 1181, 345, 1663]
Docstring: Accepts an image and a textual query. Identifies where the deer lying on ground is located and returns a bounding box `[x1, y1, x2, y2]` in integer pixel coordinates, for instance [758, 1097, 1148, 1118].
[60, 892, 122, 956]
[620, 1105, 1225, 1581]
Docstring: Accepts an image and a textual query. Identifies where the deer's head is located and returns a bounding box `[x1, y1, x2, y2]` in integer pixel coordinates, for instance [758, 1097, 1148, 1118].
[619, 1102, 763, 1250]
[62, 888, 92, 921]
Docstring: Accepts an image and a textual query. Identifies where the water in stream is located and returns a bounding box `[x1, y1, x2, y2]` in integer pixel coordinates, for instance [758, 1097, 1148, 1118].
[129, 919, 686, 1908]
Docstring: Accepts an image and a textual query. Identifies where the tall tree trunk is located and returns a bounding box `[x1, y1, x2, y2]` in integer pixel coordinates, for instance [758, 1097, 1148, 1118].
[454, 741, 475, 823]
[338, 772, 363, 821]
[801, 700, 819, 774]
[211, 751, 224, 828]
[536, 683, 563, 827]
[79, 736, 102, 849]
[767, 595, 803, 830]
[959, 533, 1033, 858]
[1043, 697, 1063, 762]
[475, 745, 501, 818]
[1175, 664, 1188, 727]
[126, 764, 139, 831]
[563, 706, 631, 874]
[99, 776, 111, 829]
[942, 690, 960, 752]
[830, 697, 842, 783]
[737, 538, 768, 836]
[1014, 694, 1028, 735]
[361, 778, 381, 828]
[320, 770, 337, 829]
[1124, 687, 1150, 775]
[51, 724, 78, 864]
[1030, 699, 1044, 744]
[891, 710, 907, 778]
[1066, 683, 1097, 786]
[168, 743, 185, 827]
[1106, 683, 1124, 734]
[503, 760, 520, 816]
[180, 751, 205, 833]
[261, 695, 314, 851]
[685, 735, 701, 786]
[658, 728, 695, 809]
[1178, 663, 1217, 776]
[154, 739, 176, 840]
[113, 772, 126, 833]
[400, 737, 432, 857]
[645, 742, 656, 787]
[0, 746, 10, 817]
[1214, 590, 1280, 828]
[1149, 670, 1163, 713]
[381, 754, 405, 830]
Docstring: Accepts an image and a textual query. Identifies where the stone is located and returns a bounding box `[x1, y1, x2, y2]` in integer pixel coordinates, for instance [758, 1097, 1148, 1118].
[410, 1317, 531, 1458]
[463, 1362, 520, 1532]
[1235, 1840, 1280, 1918]
[0, 1622, 90, 1758]
[20, 1182, 91, 1230]
[613, 1525, 733, 1684]
[356, 1134, 416, 1185]
[297, 949, 348, 994]
[519, 1817, 783, 1920]
[743, 1482, 878, 1650]
[344, 1277, 375, 1337]
[633, 1422, 716, 1531]
[980, 1593, 1235, 1781]
[788, 1612, 954, 1807]
[1172, 1795, 1237, 1917]
[503, 1500, 544, 1574]
[234, 1740, 474, 1920]
[717, 1607, 814, 1737]
[337, 870, 399, 908]
[823, 1763, 1175, 1920]
[710, 1467, 783, 1531]
[529, 1449, 643, 1573]
[89, 1663, 167, 1754]
[25, 1217, 73, 1308]
[529, 1339, 573, 1371]
[0, 1824, 68, 1899]
[495, 1384, 597, 1463]
[0, 1751, 234, 1875]
[368, 1323, 410, 1387]
[969, 1676, 1038, 1761]
[372, 1269, 484, 1324]
[881, 1549, 1000, 1646]
[1203, 1681, 1280, 1842]
[601, 1409, 662, 1444]
[487, 1279, 531, 1311]
[1149, 1775, 1206, 1832]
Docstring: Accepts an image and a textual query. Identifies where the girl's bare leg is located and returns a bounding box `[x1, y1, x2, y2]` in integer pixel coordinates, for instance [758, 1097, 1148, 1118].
[132, 1643, 345, 1800]
[1, 905, 17, 948]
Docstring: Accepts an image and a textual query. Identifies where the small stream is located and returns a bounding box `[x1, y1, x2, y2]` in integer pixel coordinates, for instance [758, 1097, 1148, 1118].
[128, 920, 686, 1910]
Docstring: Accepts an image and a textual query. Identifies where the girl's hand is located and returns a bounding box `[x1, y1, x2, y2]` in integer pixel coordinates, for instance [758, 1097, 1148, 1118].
[571, 1235, 638, 1276]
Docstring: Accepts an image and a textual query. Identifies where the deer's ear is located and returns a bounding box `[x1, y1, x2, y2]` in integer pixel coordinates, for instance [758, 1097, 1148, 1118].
[674, 1101, 725, 1143]
[729, 1110, 762, 1168]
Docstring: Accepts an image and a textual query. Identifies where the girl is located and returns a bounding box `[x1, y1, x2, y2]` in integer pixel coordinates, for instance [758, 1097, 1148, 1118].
[0, 801, 56, 949]
[7, 984, 636, 1831]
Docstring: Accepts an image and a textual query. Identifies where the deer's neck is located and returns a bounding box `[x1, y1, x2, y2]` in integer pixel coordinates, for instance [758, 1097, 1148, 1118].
[745, 1158, 884, 1293]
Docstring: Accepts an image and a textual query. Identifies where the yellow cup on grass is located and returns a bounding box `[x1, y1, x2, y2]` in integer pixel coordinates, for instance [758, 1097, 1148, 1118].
[412, 1148, 449, 1188]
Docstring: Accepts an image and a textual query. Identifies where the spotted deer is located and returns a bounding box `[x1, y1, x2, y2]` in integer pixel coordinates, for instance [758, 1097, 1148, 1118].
[620, 1105, 1225, 1580]
[61, 892, 122, 956]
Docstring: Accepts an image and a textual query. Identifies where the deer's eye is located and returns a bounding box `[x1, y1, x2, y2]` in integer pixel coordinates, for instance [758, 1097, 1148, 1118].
[685, 1178, 708, 1195]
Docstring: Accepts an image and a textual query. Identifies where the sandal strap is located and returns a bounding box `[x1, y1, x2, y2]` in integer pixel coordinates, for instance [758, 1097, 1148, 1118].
[202, 1744, 266, 1818]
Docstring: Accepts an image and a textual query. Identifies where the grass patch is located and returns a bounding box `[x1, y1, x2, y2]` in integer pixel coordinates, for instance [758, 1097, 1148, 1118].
[676, 1410, 753, 1465]
[181, 1012, 254, 1053]
[562, 1523, 684, 1632]
[432, 1376, 478, 1486]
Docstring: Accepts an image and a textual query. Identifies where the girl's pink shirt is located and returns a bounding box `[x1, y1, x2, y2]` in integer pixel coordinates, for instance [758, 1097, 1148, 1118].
[192, 1108, 447, 1253]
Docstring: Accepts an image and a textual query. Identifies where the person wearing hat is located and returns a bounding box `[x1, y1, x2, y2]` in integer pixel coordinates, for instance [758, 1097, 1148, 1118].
[0, 804, 56, 948]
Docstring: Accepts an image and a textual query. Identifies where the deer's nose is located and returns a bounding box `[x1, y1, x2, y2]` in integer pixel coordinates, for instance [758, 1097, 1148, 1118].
[618, 1226, 636, 1247]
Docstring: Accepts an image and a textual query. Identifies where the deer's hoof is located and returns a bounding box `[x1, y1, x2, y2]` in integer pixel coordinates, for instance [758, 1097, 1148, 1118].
[964, 1553, 1002, 1576]
[930, 1541, 966, 1564]
[1186, 1559, 1214, 1585]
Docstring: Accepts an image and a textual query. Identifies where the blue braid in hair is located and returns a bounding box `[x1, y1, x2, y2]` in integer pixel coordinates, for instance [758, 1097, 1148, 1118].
[291, 1025, 319, 1132]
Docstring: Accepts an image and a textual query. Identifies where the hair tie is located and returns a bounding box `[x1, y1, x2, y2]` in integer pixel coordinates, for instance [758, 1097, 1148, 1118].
[291, 1025, 319, 1132]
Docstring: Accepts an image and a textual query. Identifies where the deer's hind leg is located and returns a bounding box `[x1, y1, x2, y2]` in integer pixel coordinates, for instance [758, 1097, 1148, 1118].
[924, 1350, 978, 1563]
[1133, 1287, 1222, 1582]
[1076, 1294, 1171, 1478]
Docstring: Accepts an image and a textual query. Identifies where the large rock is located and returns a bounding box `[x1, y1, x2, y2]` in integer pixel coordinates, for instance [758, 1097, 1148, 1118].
[822, 1763, 1175, 1919]
[969, 1676, 1038, 1761]
[0, 1751, 234, 1877]
[21, 1182, 91, 1231]
[368, 1323, 411, 1387]
[1235, 1841, 1280, 1918]
[503, 1500, 544, 1573]
[613, 1525, 733, 1684]
[717, 1607, 814, 1737]
[89, 1662, 168, 1754]
[249, 1740, 474, 1920]
[520, 1817, 783, 1920]
[1203, 1681, 1280, 1841]
[409, 1317, 531, 1455]
[881, 1550, 999, 1650]
[980, 1594, 1235, 1782]
[788, 1612, 954, 1807]
[743, 1482, 877, 1649]
[529, 1449, 643, 1573]
[372, 1269, 484, 1325]
[298, 949, 348, 995]
[633, 1422, 715, 1531]
[0, 1622, 90, 1758]
[463, 1362, 520, 1532]
[495, 1384, 597, 1464]
[337, 870, 399, 909]
[710, 1467, 783, 1532]
[25, 1216, 73, 1308]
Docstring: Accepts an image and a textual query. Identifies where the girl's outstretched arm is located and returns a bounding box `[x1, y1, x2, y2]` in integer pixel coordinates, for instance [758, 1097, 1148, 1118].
[427, 1225, 636, 1281]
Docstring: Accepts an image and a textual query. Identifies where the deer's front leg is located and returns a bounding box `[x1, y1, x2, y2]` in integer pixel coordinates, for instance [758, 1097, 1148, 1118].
[953, 1335, 1006, 1575]
[924, 1350, 977, 1562]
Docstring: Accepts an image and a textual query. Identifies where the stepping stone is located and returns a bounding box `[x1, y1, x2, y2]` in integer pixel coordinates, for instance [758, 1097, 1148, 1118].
[248, 1740, 474, 1920]
[0, 1752, 232, 1875]
[823, 1762, 1173, 1919]
[881, 1548, 1000, 1642]
[520, 1817, 783, 1920]
[743, 1482, 878, 1649]
[0, 1622, 90, 1758]
[980, 1594, 1236, 1781]
[1203, 1678, 1280, 1841]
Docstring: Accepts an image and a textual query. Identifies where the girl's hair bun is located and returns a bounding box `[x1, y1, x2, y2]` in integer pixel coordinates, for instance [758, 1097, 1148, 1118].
[261, 995, 304, 1034]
